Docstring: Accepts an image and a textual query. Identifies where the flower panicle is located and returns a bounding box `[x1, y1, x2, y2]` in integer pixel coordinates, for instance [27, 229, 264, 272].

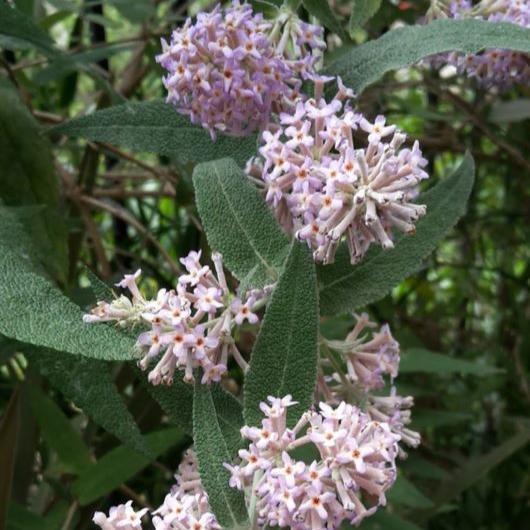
[93, 450, 220, 530]
[84, 251, 271, 385]
[152, 450, 220, 530]
[318, 314, 420, 451]
[93, 501, 148, 530]
[225, 397, 400, 530]
[156, 1, 326, 139]
[247, 77, 428, 266]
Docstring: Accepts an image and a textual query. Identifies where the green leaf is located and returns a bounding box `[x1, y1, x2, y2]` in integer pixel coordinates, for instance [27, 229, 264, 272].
[6, 502, 53, 530]
[72, 428, 182, 505]
[387, 473, 434, 509]
[302, 0, 348, 40]
[143, 374, 194, 435]
[411, 409, 472, 429]
[349, 0, 382, 33]
[0, 389, 20, 530]
[52, 101, 258, 167]
[0, 206, 136, 361]
[193, 383, 248, 529]
[489, 99, 530, 123]
[360, 510, 423, 530]
[0, 84, 68, 281]
[209, 385, 245, 457]
[27, 348, 148, 455]
[326, 19, 530, 94]
[0, 3, 56, 56]
[403, 454, 450, 481]
[28, 385, 92, 475]
[85, 266, 114, 301]
[34, 43, 133, 85]
[244, 242, 318, 427]
[400, 348, 501, 376]
[433, 429, 530, 506]
[145, 375, 242, 454]
[318, 153, 475, 316]
[193, 158, 289, 289]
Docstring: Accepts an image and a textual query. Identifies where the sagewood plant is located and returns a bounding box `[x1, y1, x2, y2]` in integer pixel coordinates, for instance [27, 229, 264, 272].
[10, 0, 522, 530]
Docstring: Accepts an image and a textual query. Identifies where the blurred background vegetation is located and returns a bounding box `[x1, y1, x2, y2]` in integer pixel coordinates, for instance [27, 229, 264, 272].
[0, 0, 529, 529]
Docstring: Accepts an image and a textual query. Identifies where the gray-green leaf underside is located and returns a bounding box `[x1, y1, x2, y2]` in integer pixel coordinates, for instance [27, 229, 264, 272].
[52, 101, 258, 167]
[244, 243, 319, 428]
[193, 158, 289, 290]
[326, 19, 530, 94]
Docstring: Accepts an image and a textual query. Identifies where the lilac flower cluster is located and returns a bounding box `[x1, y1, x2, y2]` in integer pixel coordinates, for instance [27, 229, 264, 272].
[93, 450, 219, 530]
[152, 450, 219, 530]
[156, 1, 325, 139]
[318, 314, 421, 453]
[93, 501, 147, 530]
[428, 0, 530, 89]
[246, 79, 429, 265]
[84, 251, 270, 384]
[268, 6, 326, 80]
[224, 396, 400, 529]
[320, 313, 400, 392]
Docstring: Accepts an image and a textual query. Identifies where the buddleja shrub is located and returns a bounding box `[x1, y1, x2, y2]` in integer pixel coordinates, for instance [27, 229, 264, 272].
[1, 0, 529, 530]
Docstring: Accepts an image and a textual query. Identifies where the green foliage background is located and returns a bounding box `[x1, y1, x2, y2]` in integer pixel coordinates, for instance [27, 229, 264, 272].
[0, 1, 529, 529]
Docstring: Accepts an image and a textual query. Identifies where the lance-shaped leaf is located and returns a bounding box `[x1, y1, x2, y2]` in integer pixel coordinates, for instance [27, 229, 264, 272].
[387, 473, 434, 509]
[146, 375, 243, 455]
[362, 511, 423, 530]
[34, 43, 133, 85]
[326, 19, 530, 94]
[143, 375, 194, 435]
[73, 428, 182, 505]
[432, 429, 530, 506]
[244, 243, 318, 427]
[400, 348, 501, 376]
[52, 101, 258, 167]
[318, 153, 475, 316]
[0, 83, 67, 281]
[0, 206, 136, 361]
[193, 158, 289, 289]
[193, 383, 248, 529]
[27, 348, 147, 455]
[28, 385, 92, 475]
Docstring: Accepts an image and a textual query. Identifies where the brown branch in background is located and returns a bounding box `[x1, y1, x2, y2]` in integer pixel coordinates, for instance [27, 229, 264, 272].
[77, 205, 112, 279]
[118, 41, 149, 98]
[92, 187, 176, 199]
[101, 171, 157, 180]
[32, 109, 64, 124]
[79, 195, 181, 275]
[89, 141, 178, 184]
[1, 56, 22, 92]
[424, 78, 530, 174]
[57, 164, 112, 279]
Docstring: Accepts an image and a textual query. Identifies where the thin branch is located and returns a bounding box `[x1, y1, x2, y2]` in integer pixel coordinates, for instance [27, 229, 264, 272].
[92, 187, 176, 199]
[79, 195, 181, 275]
